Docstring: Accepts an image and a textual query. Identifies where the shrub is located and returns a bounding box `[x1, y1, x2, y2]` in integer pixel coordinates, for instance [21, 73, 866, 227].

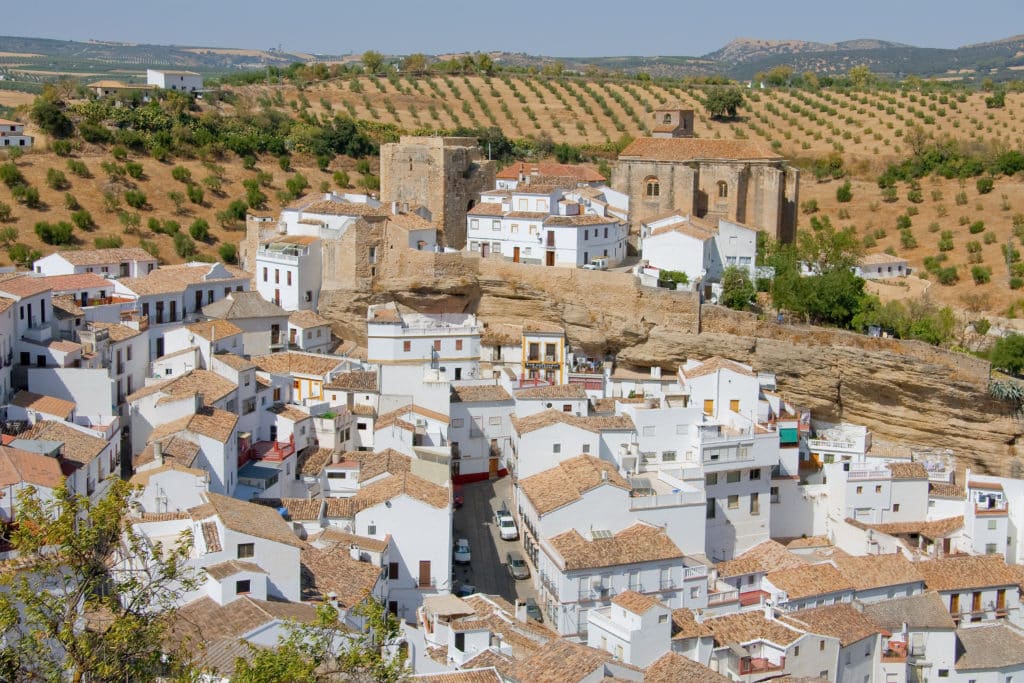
[66, 159, 90, 178]
[7, 243, 40, 266]
[907, 189, 923, 204]
[124, 161, 144, 179]
[278, 155, 291, 172]
[186, 184, 204, 205]
[896, 214, 912, 230]
[800, 199, 819, 214]
[360, 174, 380, 191]
[985, 231, 997, 245]
[139, 239, 160, 260]
[70, 209, 95, 231]
[881, 186, 898, 202]
[355, 159, 371, 175]
[21, 186, 40, 209]
[967, 240, 983, 254]
[167, 191, 185, 214]
[969, 221, 986, 234]
[218, 243, 237, 264]
[34, 221, 75, 245]
[0, 202, 10, 222]
[118, 211, 141, 234]
[51, 139, 73, 157]
[971, 266, 992, 284]
[836, 181, 852, 203]
[900, 231, 917, 249]
[0, 163, 24, 187]
[78, 121, 111, 144]
[928, 222, 940, 233]
[242, 155, 257, 170]
[201, 175, 222, 195]
[94, 235, 123, 249]
[173, 232, 197, 258]
[936, 266, 959, 285]
[123, 190, 147, 209]
[171, 166, 192, 183]
[977, 176, 995, 194]
[906, 205, 919, 217]
[333, 170, 350, 188]
[45, 168, 69, 190]
[1013, 277, 1024, 290]
[189, 219, 209, 241]
[938, 230, 954, 252]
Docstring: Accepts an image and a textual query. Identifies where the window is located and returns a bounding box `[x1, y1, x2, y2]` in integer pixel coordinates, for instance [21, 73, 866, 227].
[492, 220, 501, 231]
[893, 503, 900, 512]
[388, 562, 399, 579]
[856, 486, 863, 494]
[663, 450, 677, 462]
[703, 399, 713, 414]
[794, 646, 800, 657]
[433, 340, 441, 352]
[750, 469, 761, 480]
[989, 520, 998, 530]
[986, 543, 998, 554]
[305, 290, 312, 302]
[403, 341, 411, 352]
[235, 579, 251, 594]
[663, 113, 672, 124]
[875, 485, 882, 493]
[819, 640, 825, 651]
[274, 269, 280, 284]
[488, 416, 501, 425]
[938, 671, 949, 678]
[690, 586, 700, 599]
[455, 339, 463, 351]
[367, 524, 376, 535]
[262, 267, 268, 282]
[582, 444, 591, 453]
[470, 219, 479, 231]
[705, 473, 718, 486]
[771, 486, 780, 503]
[706, 497, 716, 519]
[729, 399, 740, 412]
[750, 492, 760, 515]
[717, 181, 728, 198]
[452, 418, 464, 428]
[368, 246, 377, 264]
[728, 494, 739, 509]
[553, 443, 561, 454]
[644, 176, 660, 197]
[237, 543, 255, 559]
[510, 223, 519, 233]
[727, 471, 740, 484]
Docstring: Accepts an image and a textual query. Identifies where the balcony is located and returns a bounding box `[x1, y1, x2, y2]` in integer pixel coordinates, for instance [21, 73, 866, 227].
[847, 468, 891, 480]
[239, 436, 296, 467]
[708, 587, 739, 606]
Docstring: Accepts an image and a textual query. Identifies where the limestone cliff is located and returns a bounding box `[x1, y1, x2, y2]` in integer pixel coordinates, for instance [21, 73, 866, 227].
[318, 253, 1022, 474]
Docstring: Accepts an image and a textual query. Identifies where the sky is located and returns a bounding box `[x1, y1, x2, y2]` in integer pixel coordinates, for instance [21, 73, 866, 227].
[8, 0, 1024, 58]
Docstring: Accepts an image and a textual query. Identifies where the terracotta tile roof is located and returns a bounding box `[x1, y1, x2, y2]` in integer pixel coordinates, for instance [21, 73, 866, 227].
[186, 319, 243, 341]
[352, 471, 450, 510]
[832, 553, 925, 591]
[851, 516, 964, 539]
[184, 407, 238, 443]
[52, 295, 83, 317]
[19, 420, 107, 466]
[504, 211, 549, 220]
[336, 449, 411, 483]
[511, 409, 635, 435]
[32, 272, 114, 293]
[861, 252, 908, 265]
[252, 497, 323, 521]
[467, 203, 506, 217]
[46, 247, 156, 267]
[267, 403, 311, 423]
[378, 403, 450, 426]
[509, 184, 561, 195]
[955, 624, 1024, 671]
[387, 212, 434, 230]
[298, 447, 335, 476]
[886, 462, 928, 479]
[704, 610, 803, 647]
[0, 445, 63, 489]
[929, 482, 966, 498]
[289, 309, 332, 329]
[717, 540, 807, 578]
[648, 214, 718, 240]
[645, 652, 729, 683]
[189, 493, 305, 548]
[314, 527, 389, 553]
[780, 603, 881, 647]
[497, 162, 605, 182]
[119, 263, 248, 296]
[351, 403, 376, 417]
[212, 352, 255, 372]
[126, 369, 237, 407]
[11, 391, 75, 419]
[252, 352, 343, 377]
[410, 670, 502, 682]
[590, 396, 648, 414]
[22, 337, 82, 354]
[201, 291, 288, 319]
[611, 590, 662, 615]
[132, 435, 201, 469]
[90, 322, 142, 342]
[451, 385, 513, 403]
[0, 276, 53, 298]
[300, 545, 381, 606]
[301, 200, 388, 217]
[325, 370, 377, 393]
[765, 563, 854, 600]
[681, 356, 755, 380]
[917, 554, 1020, 592]
[200, 521, 221, 552]
[459, 594, 555, 655]
[520, 455, 629, 515]
[543, 214, 619, 227]
[620, 137, 781, 161]
[511, 640, 621, 683]
[671, 608, 713, 639]
[785, 535, 832, 549]
[204, 560, 266, 580]
[128, 461, 206, 487]
[514, 384, 587, 400]
[167, 596, 317, 652]
[967, 479, 1003, 491]
[547, 523, 683, 571]
[861, 592, 956, 631]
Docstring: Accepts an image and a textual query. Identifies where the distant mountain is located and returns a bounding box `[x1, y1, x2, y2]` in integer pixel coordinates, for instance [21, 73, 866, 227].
[702, 38, 910, 64]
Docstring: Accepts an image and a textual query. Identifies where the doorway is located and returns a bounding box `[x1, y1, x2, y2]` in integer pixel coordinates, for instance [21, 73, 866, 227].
[546, 251, 555, 267]
[513, 246, 520, 263]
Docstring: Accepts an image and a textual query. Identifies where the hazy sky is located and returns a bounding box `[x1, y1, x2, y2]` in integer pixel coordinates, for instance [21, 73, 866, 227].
[9, 0, 1024, 57]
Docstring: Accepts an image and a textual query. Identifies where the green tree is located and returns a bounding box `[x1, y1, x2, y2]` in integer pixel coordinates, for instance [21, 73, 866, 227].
[189, 218, 210, 242]
[848, 64, 874, 89]
[173, 232, 197, 258]
[0, 480, 199, 682]
[704, 87, 745, 119]
[7, 243, 40, 266]
[836, 181, 853, 203]
[232, 599, 408, 683]
[720, 266, 756, 310]
[991, 334, 1024, 374]
[362, 50, 385, 74]
[218, 242, 237, 264]
[400, 53, 429, 75]
[30, 96, 73, 138]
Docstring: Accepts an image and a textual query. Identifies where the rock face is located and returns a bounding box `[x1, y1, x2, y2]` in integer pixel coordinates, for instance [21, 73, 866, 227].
[319, 253, 1022, 474]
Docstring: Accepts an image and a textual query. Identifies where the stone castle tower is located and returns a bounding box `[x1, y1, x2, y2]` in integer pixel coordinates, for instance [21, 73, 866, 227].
[380, 136, 496, 250]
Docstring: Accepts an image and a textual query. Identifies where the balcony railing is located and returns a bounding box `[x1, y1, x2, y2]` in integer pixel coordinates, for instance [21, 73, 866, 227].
[708, 588, 739, 605]
[683, 565, 708, 579]
[807, 438, 859, 451]
[847, 468, 891, 480]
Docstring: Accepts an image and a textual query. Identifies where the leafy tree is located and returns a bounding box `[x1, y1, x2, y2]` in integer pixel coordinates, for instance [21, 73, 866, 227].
[0, 480, 199, 682]
[123, 189, 147, 209]
[218, 243, 237, 264]
[45, 168, 69, 190]
[167, 190, 186, 214]
[232, 599, 407, 683]
[401, 53, 429, 75]
[7, 243, 40, 266]
[0, 163, 24, 187]
[173, 232, 197, 258]
[30, 96, 73, 138]
[187, 184, 204, 206]
[704, 87, 745, 119]
[361, 50, 385, 74]
[720, 266, 756, 310]
[171, 166, 192, 183]
[34, 221, 75, 245]
[70, 209, 95, 231]
[333, 170, 350, 188]
[990, 334, 1024, 375]
[977, 176, 995, 195]
[94, 235, 123, 248]
[836, 181, 853, 203]
[848, 64, 874, 88]
[0, 226, 17, 244]
[189, 218, 210, 241]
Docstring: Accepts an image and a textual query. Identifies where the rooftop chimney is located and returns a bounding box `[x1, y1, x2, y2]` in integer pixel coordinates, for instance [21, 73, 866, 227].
[514, 599, 528, 624]
[154, 440, 163, 466]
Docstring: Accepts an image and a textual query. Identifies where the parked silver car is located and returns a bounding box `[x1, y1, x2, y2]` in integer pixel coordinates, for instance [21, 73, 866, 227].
[506, 550, 530, 580]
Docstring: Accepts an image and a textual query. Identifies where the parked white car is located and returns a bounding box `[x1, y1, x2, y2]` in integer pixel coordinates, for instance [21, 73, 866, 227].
[494, 510, 518, 540]
[453, 538, 471, 564]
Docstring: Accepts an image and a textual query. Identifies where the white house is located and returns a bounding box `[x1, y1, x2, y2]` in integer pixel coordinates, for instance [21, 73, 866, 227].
[857, 252, 909, 279]
[586, 591, 673, 667]
[916, 554, 1021, 626]
[287, 309, 334, 354]
[863, 591, 958, 683]
[14, 418, 120, 501]
[201, 291, 290, 356]
[638, 214, 757, 289]
[255, 235, 322, 311]
[0, 444, 63, 522]
[778, 603, 882, 683]
[0, 118, 32, 149]
[146, 69, 204, 93]
[449, 384, 514, 482]
[33, 247, 157, 278]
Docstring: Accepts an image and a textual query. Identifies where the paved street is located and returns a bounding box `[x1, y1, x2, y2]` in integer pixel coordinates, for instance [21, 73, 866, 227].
[452, 476, 537, 607]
